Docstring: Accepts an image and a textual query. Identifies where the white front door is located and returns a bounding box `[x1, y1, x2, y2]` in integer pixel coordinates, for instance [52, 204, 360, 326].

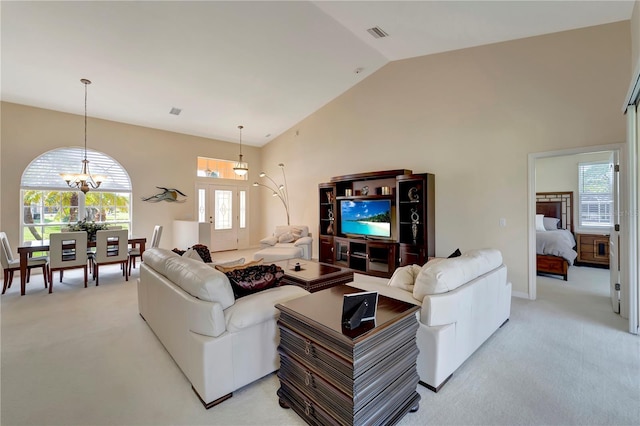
[197, 183, 248, 252]
[210, 186, 237, 252]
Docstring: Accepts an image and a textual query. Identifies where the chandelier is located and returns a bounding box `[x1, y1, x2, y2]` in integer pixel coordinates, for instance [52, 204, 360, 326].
[253, 163, 290, 225]
[60, 78, 107, 194]
[233, 125, 249, 176]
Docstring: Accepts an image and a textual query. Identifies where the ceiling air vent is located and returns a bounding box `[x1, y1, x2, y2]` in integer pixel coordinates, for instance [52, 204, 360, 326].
[367, 26, 389, 39]
[169, 107, 182, 115]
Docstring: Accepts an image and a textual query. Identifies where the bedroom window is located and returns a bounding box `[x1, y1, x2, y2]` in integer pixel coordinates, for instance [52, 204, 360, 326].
[578, 161, 613, 228]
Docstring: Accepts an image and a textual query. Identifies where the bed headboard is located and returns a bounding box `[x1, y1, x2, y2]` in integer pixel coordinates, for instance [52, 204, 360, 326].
[536, 192, 573, 233]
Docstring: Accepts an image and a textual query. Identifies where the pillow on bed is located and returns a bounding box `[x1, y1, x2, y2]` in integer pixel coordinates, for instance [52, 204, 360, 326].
[535, 214, 546, 232]
[543, 217, 560, 231]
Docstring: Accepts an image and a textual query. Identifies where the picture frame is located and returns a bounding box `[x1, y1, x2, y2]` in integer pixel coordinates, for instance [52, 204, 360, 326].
[342, 291, 378, 329]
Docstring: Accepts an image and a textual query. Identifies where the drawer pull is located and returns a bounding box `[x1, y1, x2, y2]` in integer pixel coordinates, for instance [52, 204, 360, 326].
[304, 339, 312, 356]
[305, 400, 313, 417]
[305, 370, 313, 387]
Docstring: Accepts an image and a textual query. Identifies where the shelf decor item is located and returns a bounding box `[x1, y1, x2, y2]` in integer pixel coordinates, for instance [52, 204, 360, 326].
[408, 186, 419, 201]
[326, 192, 333, 203]
[411, 208, 420, 243]
[327, 209, 334, 235]
[361, 186, 369, 196]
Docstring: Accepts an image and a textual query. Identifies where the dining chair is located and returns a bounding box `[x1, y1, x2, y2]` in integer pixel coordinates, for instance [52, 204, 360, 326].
[47, 231, 88, 293]
[129, 225, 162, 274]
[92, 229, 129, 286]
[1, 231, 48, 294]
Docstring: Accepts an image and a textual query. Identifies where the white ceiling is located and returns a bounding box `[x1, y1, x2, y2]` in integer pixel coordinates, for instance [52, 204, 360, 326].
[1, 1, 634, 147]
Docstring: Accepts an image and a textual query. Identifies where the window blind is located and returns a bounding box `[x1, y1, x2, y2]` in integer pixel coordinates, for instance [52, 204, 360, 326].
[578, 161, 613, 227]
[21, 147, 131, 191]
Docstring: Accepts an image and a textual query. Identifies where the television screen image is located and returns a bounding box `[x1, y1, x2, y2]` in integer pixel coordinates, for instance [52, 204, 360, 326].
[340, 199, 391, 238]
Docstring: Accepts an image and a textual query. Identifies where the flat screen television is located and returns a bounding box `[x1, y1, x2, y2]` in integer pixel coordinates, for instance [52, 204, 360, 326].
[340, 199, 392, 238]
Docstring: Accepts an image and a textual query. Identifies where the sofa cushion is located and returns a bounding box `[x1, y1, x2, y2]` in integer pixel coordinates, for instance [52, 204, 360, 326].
[274, 225, 309, 240]
[413, 248, 503, 299]
[278, 232, 295, 243]
[182, 248, 204, 262]
[163, 255, 235, 309]
[388, 264, 422, 291]
[214, 258, 263, 273]
[223, 264, 285, 299]
[260, 236, 278, 246]
[142, 248, 180, 277]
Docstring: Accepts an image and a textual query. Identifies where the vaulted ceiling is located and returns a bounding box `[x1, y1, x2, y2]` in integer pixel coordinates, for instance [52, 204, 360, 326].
[1, 1, 634, 146]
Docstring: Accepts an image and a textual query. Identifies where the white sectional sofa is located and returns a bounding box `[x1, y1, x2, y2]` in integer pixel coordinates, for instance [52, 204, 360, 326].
[137, 248, 309, 408]
[349, 248, 512, 391]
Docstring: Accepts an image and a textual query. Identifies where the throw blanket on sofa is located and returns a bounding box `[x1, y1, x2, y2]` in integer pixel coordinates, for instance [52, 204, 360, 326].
[536, 229, 577, 263]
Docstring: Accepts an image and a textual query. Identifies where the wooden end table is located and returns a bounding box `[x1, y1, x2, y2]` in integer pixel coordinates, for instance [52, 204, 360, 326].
[274, 259, 353, 293]
[275, 284, 421, 425]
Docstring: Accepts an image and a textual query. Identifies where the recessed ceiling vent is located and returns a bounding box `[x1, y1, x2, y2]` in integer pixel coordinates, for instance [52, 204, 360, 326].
[367, 26, 389, 39]
[169, 107, 182, 115]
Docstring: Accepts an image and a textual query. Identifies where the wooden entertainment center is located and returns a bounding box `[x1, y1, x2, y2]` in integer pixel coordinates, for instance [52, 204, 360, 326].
[319, 169, 435, 278]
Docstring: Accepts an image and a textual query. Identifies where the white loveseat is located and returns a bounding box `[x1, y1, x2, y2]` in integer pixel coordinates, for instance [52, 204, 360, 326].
[349, 248, 512, 392]
[137, 248, 309, 408]
[253, 225, 313, 262]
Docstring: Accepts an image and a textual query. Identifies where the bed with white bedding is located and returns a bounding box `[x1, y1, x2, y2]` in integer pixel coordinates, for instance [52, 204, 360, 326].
[536, 192, 577, 281]
[536, 229, 578, 264]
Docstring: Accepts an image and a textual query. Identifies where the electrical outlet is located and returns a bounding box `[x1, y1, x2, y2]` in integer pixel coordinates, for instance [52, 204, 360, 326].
[499, 218, 507, 227]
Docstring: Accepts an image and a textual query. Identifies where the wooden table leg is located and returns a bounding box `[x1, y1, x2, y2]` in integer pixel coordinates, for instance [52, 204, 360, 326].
[19, 251, 28, 296]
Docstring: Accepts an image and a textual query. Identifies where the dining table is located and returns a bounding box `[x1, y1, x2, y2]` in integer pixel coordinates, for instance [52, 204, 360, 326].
[17, 237, 146, 296]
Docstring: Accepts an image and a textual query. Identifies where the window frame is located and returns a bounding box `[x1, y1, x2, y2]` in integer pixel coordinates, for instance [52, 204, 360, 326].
[20, 148, 132, 244]
[578, 160, 614, 230]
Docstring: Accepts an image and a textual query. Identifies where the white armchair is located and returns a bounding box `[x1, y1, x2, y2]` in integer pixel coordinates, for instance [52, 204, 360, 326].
[254, 225, 313, 262]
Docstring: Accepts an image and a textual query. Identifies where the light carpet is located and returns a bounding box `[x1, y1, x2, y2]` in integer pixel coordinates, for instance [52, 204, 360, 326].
[1, 258, 638, 425]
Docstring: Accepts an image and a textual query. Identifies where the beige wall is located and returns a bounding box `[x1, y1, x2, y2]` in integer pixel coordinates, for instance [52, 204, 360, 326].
[0, 102, 263, 250]
[536, 151, 612, 193]
[535, 151, 613, 229]
[261, 22, 631, 296]
[632, 1, 640, 70]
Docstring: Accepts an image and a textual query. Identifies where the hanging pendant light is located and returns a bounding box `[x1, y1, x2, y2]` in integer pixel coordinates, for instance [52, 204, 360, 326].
[233, 125, 249, 176]
[60, 78, 107, 193]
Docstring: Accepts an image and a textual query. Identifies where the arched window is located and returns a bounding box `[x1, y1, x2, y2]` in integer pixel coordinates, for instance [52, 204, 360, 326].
[20, 147, 132, 243]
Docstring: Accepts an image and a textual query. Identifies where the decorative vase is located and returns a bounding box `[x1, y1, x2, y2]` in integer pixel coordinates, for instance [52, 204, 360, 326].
[326, 192, 333, 203]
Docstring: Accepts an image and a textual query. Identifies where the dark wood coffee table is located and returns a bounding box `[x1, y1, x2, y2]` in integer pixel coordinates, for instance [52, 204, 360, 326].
[276, 285, 421, 425]
[274, 259, 353, 293]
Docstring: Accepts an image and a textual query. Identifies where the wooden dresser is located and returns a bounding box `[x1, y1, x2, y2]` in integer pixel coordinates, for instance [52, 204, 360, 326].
[275, 285, 420, 425]
[576, 233, 610, 268]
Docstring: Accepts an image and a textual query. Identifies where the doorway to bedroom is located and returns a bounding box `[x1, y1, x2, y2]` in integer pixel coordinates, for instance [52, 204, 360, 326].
[530, 144, 625, 330]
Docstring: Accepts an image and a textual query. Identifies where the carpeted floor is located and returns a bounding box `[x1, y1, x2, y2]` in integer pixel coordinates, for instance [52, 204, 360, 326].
[1, 257, 638, 425]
